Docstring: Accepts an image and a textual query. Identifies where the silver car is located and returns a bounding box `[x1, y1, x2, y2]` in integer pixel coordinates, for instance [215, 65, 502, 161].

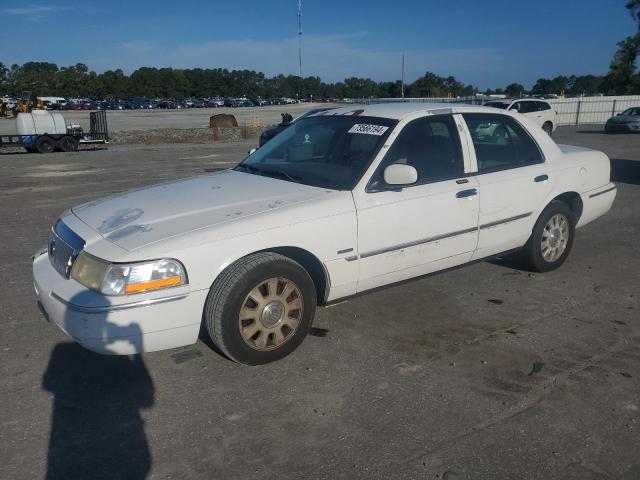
[605, 107, 640, 133]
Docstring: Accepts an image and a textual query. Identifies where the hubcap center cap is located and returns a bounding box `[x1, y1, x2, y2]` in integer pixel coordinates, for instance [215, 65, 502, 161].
[550, 228, 561, 247]
[260, 301, 285, 328]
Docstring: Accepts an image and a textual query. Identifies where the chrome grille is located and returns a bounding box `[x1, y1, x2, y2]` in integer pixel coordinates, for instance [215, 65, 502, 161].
[48, 221, 85, 278]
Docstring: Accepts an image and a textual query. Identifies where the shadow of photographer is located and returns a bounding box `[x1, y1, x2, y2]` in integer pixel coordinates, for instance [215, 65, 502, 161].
[42, 296, 155, 480]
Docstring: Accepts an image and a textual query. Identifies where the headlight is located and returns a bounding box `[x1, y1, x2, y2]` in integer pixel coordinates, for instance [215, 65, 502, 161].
[70, 252, 187, 296]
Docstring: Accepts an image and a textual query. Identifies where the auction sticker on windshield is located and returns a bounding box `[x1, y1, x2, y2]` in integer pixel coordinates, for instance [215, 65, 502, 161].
[347, 124, 389, 136]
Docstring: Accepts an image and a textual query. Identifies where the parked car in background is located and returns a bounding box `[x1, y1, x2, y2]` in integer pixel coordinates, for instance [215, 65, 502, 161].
[156, 100, 178, 109]
[604, 107, 640, 133]
[206, 97, 225, 108]
[131, 98, 153, 109]
[484, 98, 557, 135]
[33, 103, 616, 364]
[258, 107, 336, 146]
[184, 99, 205, 108]
[224, 98, 241, 108]
[64, 102, 94, 111]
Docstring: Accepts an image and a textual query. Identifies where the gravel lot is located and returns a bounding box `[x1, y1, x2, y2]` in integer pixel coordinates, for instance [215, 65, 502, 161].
[0, 103, 330, 135]
[0, 127, 638, 480]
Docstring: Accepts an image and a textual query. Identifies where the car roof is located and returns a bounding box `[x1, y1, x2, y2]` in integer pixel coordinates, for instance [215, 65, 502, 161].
[486, 98, 549, 104]
[315, 102, 521, 121]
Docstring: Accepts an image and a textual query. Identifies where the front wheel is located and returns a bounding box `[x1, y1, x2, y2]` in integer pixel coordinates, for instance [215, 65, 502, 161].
[204, 252, 316, 365]
[521, 201, 576, 272]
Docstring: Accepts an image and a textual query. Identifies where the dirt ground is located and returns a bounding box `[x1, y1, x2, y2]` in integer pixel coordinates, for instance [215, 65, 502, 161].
[0, 127, 638, 480]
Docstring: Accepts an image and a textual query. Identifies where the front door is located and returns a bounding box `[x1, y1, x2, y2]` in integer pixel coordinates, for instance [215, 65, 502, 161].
[352, 114, 480, 293]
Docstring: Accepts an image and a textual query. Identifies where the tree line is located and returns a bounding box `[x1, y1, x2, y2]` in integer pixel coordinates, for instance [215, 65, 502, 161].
[1, 62, 634, 101]
[0, 62, 480, 99]
[1, 3, 638, 100]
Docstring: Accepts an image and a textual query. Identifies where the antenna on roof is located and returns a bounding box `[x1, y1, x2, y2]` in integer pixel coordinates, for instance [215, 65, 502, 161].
[401, 54, 405, 99]
[298, 0, 303, 77]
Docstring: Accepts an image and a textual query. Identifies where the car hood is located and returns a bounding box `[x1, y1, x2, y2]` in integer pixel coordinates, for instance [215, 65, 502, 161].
[71, 169, 333, 252]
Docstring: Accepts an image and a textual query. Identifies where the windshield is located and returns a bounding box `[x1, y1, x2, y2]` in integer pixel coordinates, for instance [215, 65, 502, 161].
[236, 115, 396, 190]
[485, 102, 510, 110]
[621, 108, 640, 116]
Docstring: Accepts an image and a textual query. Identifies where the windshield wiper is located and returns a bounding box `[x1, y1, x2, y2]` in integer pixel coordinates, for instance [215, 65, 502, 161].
[235, 163, 262, 174]
[236, 164, 302, 184]
[260, 169, 302, 184]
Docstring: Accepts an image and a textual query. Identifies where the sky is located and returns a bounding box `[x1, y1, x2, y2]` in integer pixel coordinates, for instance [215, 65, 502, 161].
[0, 0, 635, 89]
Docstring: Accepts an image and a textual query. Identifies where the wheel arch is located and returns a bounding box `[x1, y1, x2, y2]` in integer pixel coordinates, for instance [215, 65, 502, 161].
[255, 246, 329, 305]
[550, 191, 583, 221]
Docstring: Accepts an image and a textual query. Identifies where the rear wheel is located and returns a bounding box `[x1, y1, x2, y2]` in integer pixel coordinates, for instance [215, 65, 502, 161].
[35, 135, 55, 154]
[204, 252, 316, 365]
[58, 135, 79, 152]
[521, 201, 576, 272]
[542, 122, 553, 136]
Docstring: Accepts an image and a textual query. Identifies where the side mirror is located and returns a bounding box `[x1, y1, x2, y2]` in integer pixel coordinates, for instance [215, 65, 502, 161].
[383, 164, 418, 186]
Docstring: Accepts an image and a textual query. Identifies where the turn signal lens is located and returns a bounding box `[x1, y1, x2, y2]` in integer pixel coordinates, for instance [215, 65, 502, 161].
[124, 276, 183, 294]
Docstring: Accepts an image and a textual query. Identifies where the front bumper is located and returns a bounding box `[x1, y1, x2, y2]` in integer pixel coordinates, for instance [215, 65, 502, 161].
[33, 251, 207, 355]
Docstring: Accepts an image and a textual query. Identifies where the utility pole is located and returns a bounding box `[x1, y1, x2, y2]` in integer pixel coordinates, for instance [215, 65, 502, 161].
[401, 54, 405, 99]
[298, 0, 303, 78]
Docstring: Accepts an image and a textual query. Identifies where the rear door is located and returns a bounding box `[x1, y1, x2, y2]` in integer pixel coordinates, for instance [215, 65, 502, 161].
[461, 113, 553, 259]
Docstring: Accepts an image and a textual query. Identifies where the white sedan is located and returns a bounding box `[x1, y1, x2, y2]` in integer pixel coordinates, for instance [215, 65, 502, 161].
[33, 103, 616, 364]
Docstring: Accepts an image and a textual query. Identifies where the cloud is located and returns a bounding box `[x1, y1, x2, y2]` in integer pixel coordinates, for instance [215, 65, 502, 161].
[1, 4, 68, 19]
[91, 32, 512, 86]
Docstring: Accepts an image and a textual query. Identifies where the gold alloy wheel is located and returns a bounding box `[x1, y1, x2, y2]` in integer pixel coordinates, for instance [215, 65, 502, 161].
[541, 213, 569, 263]
[238, 277, 304, 351]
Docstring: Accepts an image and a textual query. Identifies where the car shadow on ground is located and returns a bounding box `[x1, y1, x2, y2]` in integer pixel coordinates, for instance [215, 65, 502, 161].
[575, 129, 608, 134]
[611, 158, 640, 185]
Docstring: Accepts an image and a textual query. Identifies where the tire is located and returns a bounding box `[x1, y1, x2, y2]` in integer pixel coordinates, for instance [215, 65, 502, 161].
[521, 201, 576, 273]
[24, 146, 36, 153]
[58, 135, 79, 152]
[35, 135, 55, 154]
[204, 252, 317, 365]
[542, 122, 553, 136]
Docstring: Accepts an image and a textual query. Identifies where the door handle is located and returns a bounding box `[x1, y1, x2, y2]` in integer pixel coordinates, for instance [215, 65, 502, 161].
[456, 188, 478, 198]
[534, 174, 549, 182]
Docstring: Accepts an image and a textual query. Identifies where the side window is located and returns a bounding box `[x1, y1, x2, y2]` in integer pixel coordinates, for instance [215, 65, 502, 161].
[518, 101, 536, 113]
[538, 102, 551, 111]
[462, 113, 544, 173]
[380, 115, 464, 183]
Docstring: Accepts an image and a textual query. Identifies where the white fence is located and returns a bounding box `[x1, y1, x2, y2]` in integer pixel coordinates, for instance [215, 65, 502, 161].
[547, 96, 640, 125]
[360, 95, 640, 126]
